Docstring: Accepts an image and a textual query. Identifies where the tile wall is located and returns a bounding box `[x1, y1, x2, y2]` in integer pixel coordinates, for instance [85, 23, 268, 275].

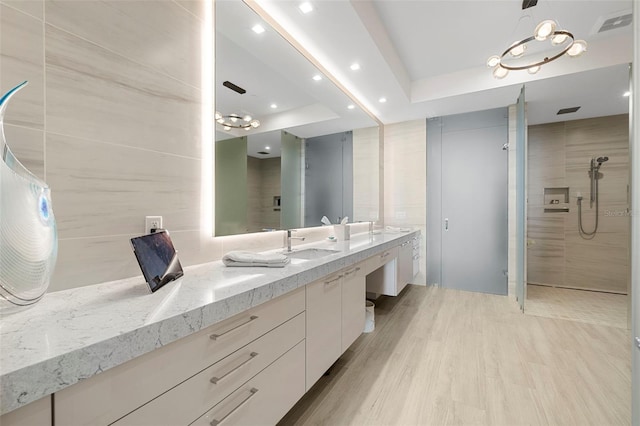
[527, 114, 630, 294]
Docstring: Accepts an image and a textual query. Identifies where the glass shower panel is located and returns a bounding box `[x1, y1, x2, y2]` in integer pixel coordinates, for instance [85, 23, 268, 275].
[516, 86, 526, 311]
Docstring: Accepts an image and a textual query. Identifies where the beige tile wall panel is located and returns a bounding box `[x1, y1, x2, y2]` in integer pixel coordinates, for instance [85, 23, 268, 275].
[176, 0, 205, 20]
[0, 4, 44, 130]
[0, 0, 43, 20]
[353, 126, 379, 222]
[45, 25, 202, 159]
[565, 233, 629, 293]
[3, 124, 44, 179]
[383, 119, 426, 285]
[46, 133, 201, 239]
[168, 230, 224, 266]
[50, 235, 142, 291]
[45, 0, 201, 88]
[526, 216, 564, 286]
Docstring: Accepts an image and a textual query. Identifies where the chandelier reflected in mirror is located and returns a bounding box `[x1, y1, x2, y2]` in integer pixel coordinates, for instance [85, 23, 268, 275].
[487, 19, 587, 79]
[215, 111, 260, 131]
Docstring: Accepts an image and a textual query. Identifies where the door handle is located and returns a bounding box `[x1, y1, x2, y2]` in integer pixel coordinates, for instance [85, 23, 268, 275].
[444, 218, 449, 231]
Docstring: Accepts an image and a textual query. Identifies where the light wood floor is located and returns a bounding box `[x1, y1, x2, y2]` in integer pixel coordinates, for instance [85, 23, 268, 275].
[279, 285, 631, 426]
[525, 284, 628, 330]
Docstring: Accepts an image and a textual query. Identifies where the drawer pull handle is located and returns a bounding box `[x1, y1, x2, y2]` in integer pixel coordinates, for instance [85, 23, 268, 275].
[344, 267, 361, 276]
[401, 241, 410, 247]
[413, 255, 420, 260]
[210, 316, 258, 340]
[210, 352, 258, 384]
[210, 388, 258, 426]
[381, 252, 390, 258]
[324, 275, 343, 285]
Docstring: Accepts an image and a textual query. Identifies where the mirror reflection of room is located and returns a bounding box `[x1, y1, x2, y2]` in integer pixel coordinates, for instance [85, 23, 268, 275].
[214, 1, 376, 237]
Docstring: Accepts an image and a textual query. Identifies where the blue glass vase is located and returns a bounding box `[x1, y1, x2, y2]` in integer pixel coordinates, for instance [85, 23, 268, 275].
[0, 82, 58, 305]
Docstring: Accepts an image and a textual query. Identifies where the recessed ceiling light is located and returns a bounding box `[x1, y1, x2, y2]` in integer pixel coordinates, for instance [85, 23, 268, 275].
[379, 97, 387, 103]
[312, 74, 322, 81]
[252, 24, 265, 34]
[623, 91, 631, 97]
[270, 103, 278, 109]
[299, 2, 313, 14]
[350, 63, 360, 71]
[265, 146, 271, 150]
[347, 104, 355, 110]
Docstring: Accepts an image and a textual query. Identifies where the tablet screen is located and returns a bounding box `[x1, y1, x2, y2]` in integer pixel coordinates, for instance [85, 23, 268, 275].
[130, 231, 183, 292]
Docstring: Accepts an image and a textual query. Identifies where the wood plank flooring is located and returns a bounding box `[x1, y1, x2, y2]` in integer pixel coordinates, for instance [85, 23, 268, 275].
[525, 284, 628, 329]
[279, 285, 631, 426]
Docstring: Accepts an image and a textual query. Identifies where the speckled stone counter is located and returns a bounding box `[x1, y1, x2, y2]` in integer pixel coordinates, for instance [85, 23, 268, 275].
[0, 230, 419, 415]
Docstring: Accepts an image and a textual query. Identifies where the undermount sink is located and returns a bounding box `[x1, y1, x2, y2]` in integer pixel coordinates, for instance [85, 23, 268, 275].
[286, 248, 340, 260]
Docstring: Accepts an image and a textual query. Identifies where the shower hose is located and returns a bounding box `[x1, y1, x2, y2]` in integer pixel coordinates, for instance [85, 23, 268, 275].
[577, 177, 598, 237]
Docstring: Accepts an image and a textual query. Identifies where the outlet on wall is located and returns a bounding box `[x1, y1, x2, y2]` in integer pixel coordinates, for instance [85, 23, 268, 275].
[145, 216, 163, 234]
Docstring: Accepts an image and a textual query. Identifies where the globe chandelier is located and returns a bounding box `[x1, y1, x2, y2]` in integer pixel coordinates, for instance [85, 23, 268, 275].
[487, 19, 587, 79]
[215, 111, 260, 131]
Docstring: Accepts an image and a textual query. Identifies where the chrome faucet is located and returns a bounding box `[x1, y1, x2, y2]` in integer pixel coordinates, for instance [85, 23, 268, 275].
[285, 229, 305, 252]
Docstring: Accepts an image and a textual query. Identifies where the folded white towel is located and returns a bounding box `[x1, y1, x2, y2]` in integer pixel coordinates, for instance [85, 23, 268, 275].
[385, 226, 411, 233]
[223, 251, 290, 268]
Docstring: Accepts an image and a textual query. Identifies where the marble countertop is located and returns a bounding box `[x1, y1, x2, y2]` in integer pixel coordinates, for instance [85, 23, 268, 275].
[0, 230, 419, 415]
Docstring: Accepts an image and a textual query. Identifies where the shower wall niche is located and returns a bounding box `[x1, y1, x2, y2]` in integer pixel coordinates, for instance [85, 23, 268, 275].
[527, 115, 629, 294]
[543, 187, 570, 213]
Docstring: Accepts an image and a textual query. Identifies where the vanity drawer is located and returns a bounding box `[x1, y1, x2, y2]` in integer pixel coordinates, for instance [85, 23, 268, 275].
[191, 341, 305, 426]
[55, 287, 305, 426]
[372, 246, 398, 270]
[112, 312, 305, 426]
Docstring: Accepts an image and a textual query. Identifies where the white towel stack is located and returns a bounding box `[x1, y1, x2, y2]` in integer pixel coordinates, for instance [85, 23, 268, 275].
[222, 251, 290, 268]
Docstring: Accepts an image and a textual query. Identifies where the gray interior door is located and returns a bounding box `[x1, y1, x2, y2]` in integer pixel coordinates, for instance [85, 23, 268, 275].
[441, 112, 508, 295]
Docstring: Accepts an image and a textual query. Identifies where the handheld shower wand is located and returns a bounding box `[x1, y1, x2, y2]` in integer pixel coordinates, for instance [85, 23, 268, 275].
[578, 156, 608, 237]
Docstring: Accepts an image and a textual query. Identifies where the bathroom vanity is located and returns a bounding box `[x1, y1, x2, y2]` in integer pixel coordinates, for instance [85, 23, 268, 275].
[0, 230, 420, 426]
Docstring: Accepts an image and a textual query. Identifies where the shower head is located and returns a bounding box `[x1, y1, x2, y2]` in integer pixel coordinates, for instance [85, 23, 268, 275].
[596, 156, 609, 164]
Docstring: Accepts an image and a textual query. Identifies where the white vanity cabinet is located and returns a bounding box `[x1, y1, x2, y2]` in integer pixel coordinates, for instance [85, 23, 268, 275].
[366, 239, 417, 297]
[112, 313, 305, 426]
[0, 396, 50, 426]
[306, 260, 367, 391]
[305, 272, 343, 390]
[397, 240, 413, 291]
[412, 235, 420, 278]
[54, 287, 305, 426]
[341, 264, 366, 352]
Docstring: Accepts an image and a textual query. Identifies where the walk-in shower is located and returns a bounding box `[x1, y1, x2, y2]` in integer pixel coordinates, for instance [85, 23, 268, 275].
[577, 156, 608, 237]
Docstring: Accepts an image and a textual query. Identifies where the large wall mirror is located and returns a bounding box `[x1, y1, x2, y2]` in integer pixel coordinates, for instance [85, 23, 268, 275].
[215, 1, 379, 237]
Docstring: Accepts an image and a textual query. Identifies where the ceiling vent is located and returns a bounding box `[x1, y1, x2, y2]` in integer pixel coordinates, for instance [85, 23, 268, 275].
[223, 81, 246, 94]
[521, 0, 537, 10]
[557, 106, 581, 115]
[256, 151, 270, 155]
[597, 13, 632, 33]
